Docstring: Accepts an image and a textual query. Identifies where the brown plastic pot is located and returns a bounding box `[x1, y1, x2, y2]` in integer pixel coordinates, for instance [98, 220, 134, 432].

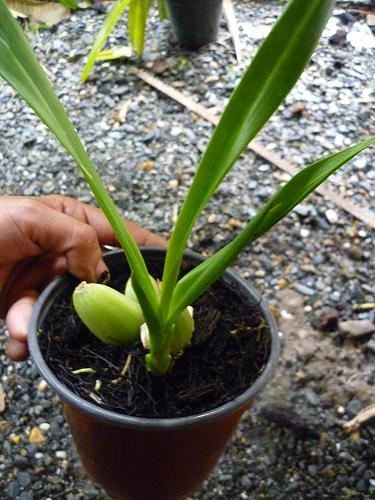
[166, 0, 223, 49]
[28, 248, 280, 500]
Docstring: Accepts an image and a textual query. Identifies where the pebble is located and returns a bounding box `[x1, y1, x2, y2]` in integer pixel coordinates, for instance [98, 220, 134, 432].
[346, 399, 362, 418]
[17, 471, 32, 488]
[294, 284, 316, 296]
[338, 319, 375, 338]
[28, 426, 46, 444]
[319, 308, 339, 331]
[325, 208, 339, 224]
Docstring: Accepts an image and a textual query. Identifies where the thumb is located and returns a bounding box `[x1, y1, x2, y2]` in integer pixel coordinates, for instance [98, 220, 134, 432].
[5, 290, 38, 361]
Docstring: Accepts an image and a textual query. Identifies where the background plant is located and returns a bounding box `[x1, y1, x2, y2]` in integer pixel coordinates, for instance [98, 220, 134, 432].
[0, 0, 374, 375]
[81, 0, 168, 82]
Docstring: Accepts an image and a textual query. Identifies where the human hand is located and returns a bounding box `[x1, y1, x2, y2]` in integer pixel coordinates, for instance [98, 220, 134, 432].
[0, 195, 166, 361]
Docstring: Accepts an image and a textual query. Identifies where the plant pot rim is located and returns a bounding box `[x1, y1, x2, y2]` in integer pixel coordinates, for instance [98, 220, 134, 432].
[28, 247, 280, 430]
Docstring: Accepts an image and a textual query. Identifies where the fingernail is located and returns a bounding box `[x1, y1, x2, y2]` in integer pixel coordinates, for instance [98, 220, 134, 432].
[97, 270, 110, 284]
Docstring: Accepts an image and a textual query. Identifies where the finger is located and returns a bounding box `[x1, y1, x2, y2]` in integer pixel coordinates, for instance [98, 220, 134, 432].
[37, 195, 167, 247]
[124, 220, 167, 248]
[6, 337, 29, 362]
[13, 199, 108, 283]
[2, 255, 67, 312]
[6, 290, 37, 361]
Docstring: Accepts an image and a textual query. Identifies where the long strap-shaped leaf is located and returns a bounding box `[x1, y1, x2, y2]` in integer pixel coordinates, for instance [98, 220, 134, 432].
[160, 0, 336, 316]
[128, 0, 153, 55]
[168, 136, 375, 320]
[0, 0, 160, 325]
[157, 0, 168, 20]
[81, 0, 133, 82]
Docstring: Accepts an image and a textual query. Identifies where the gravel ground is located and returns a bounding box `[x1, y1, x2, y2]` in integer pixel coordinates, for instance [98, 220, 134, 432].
[0, 0, 375, 498]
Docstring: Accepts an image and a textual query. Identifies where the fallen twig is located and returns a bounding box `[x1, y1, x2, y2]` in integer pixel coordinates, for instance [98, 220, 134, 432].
[343, 403, 375, 432]
[353, 302, 375, 312]
[223, 0, 242, 63]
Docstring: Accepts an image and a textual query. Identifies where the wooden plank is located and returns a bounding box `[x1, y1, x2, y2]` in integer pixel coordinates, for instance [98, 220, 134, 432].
[223, 0, 242, 63]
[132, 68, 375, 229]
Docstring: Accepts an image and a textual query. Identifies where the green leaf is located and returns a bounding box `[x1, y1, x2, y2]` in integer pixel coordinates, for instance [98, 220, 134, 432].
[128, 0, 153, 55]
[96, 45, 132, 61]
[0, 0, 160, 324]
[57, 0, 81, 9]
[80, 0, 133, 82]
[169, 136, 375, 319]
[159, 0, 336, 317]
[157, 0, 168, 20]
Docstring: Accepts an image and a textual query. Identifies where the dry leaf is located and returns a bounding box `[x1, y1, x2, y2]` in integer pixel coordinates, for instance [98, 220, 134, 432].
[113, 101, 130, 124]
[7, 0, 70, 26]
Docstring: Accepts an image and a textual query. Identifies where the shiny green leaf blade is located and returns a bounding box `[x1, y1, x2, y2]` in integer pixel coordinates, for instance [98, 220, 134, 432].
[160, 0, 335, 316]
[168, 137, 375, 319]
[128, 0, 153, 55]
[0, 0, 160, 324]
[81, 0, 133, 82]
[157, 0, 168, 20]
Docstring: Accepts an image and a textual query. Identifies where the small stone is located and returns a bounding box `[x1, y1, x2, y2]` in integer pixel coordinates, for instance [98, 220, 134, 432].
[319, 308, 339, 331]
[322, 466, 336, 478]
[140, 161, 154, 171]
[28, 426, 46, 444]
[355, 478, 368, 493]
[39, 423, 50, 432]
[325, 208, 338, 224]
[170, 126, 183, 137]
[278, 278, 287, 289]
[346, 399, 362, 418]
[56, 450, 67, 459]
[307, 465, 318, 476]
[168, 179, 178, 190]
[18, 493, 33, 500]
[14, 455, 29, 469]
[338, 319, 375, 338]
[289, 102, 305, 116]
[294, 284, 316, 296]
[17, 471, 32, 488]
[367, 14, 375, 27]
[11, 434, 22, 445]
[8, 481, 20, 497]
[329, 30, 346, 46]
[304, 388, 320, 406]
[337, 406, 345, 415]
[152, 60, 168, 74]
[37, 380, 48, 392]
[346, 245, 362, 261]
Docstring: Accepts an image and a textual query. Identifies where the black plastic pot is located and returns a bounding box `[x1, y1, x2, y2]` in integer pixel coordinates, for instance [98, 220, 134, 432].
[166, 0, 223, 49]
[28, 248, 280, 500]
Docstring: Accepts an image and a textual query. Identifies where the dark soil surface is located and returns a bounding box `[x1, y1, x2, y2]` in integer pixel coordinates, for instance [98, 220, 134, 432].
[39, 253, 271, 418]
